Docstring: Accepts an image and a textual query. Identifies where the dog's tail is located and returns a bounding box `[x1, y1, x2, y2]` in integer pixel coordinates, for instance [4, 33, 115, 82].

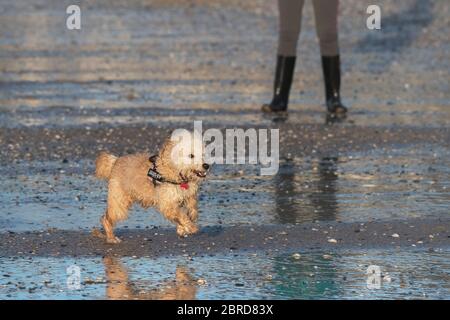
[95, 152, 118, 180]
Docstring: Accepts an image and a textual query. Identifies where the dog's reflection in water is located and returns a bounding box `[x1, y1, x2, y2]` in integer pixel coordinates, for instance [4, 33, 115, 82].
[103, 256, 197, 300]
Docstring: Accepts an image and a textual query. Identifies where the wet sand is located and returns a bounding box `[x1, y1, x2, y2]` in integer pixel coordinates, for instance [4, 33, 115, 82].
[1, 219, 450, 258]
[1, 0, 449, 244]
[1, 123, 449, 165]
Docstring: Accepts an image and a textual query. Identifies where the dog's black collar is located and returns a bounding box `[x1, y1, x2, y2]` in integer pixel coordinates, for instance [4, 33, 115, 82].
[147, 155, 188, 186]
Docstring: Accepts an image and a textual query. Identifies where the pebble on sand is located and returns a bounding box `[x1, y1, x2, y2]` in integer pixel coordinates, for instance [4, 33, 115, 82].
[292, 253, 301, 260]
[328, 238, 337, 243]
[391, 233, 400, 238]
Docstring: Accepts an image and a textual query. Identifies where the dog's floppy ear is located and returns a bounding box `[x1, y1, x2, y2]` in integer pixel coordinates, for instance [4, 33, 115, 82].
[159, 137, 175, 157]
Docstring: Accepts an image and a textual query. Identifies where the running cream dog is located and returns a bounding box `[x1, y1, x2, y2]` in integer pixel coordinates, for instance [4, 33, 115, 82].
[95, 131, 209, 244]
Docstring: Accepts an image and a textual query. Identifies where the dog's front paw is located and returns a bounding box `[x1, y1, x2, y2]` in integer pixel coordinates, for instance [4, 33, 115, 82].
[177, 225, 188, 237]
[106, 236, 122, 244]
[184, 223, 199, 235]
[177, 224, 199, 237]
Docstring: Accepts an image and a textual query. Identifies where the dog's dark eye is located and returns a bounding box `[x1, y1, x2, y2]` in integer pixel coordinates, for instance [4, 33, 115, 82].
[189, 154, 195, 158]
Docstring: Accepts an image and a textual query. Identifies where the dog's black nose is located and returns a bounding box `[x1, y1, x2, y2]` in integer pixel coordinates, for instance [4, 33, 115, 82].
[202, 163, 210, 170]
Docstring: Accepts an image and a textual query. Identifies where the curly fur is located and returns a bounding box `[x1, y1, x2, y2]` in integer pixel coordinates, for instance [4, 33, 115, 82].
[95, 152, 118, 180]
[95, 132, 208, 244]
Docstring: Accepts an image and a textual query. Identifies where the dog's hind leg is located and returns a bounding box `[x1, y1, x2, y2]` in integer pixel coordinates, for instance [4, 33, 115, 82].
[102, 180, 131, 244]
[101, 214, 122, 244]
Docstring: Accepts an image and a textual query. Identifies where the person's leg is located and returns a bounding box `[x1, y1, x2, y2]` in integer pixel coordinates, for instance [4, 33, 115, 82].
[312, 0, 339, 57]
[262, 0, 305, 112]
[312, 0, 347, 114]
[278, 0, 304, 56]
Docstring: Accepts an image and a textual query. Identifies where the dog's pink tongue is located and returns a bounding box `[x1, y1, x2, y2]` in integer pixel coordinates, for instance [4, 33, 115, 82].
[180, 183, 189, 190]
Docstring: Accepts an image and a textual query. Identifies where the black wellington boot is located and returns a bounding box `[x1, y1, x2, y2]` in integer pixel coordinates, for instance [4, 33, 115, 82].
[261, 55, 296, 112]
[321, 55, 348, 115]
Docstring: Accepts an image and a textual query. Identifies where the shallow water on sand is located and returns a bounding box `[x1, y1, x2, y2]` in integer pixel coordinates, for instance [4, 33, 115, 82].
[1, 248, 449, 299]
[1, 144, 449, 232]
